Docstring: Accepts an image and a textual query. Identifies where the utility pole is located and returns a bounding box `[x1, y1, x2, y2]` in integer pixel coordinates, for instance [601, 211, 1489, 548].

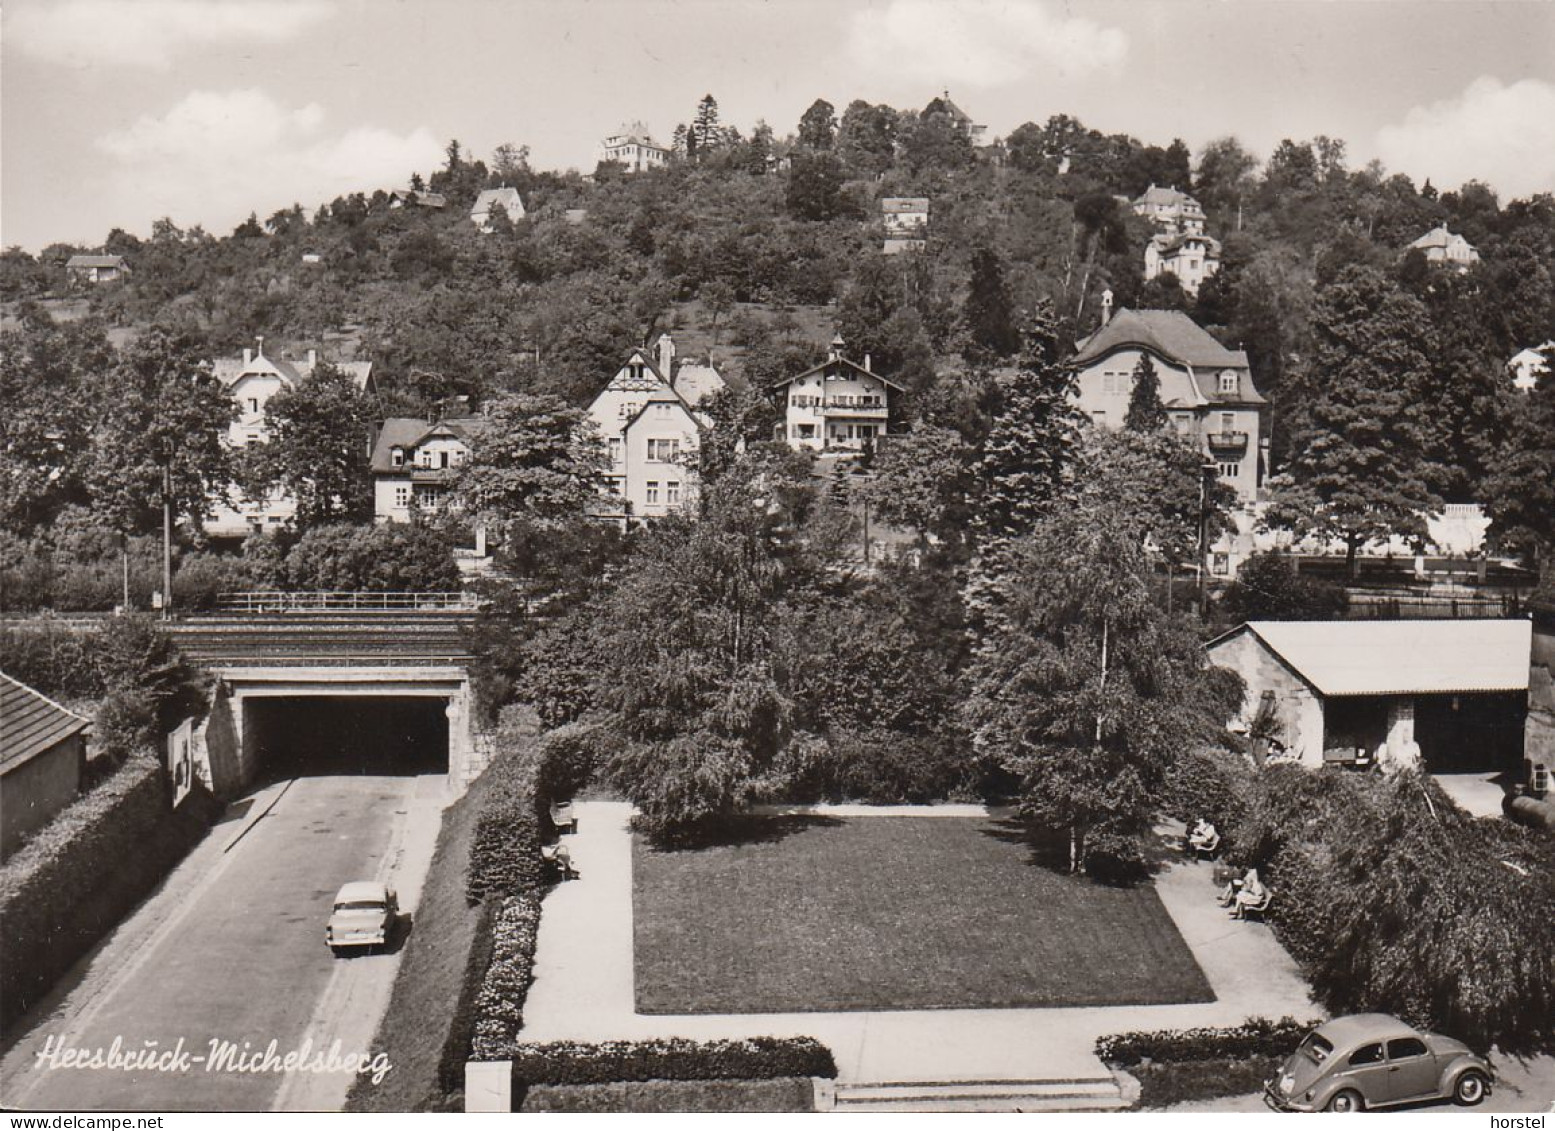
[1197, 461, 1213, 618]
[162, 463, 173, 620]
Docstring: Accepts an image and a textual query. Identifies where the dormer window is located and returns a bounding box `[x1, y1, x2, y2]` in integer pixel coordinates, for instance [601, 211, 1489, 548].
[390, 447, 405, 467]
[1218, 371, 1238, 394]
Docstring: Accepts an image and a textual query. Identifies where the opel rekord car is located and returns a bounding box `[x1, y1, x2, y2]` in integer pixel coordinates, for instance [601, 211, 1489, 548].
[1265, 1014, 1492, 1112]
[325, 880, 398, 955]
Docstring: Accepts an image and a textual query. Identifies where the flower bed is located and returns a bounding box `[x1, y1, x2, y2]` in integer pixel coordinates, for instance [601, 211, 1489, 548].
[501, 1038, 838, 1087]
[470, 895, 542, 1060]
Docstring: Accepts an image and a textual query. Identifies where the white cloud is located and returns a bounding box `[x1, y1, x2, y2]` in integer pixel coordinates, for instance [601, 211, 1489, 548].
[96, 89, 443, 232]
[1376, 76, 1555, 200]
[846, 0, 1127, 88]
[8, 0, 335, 69]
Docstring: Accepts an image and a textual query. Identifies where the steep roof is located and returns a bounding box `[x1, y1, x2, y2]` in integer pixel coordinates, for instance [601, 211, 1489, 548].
[66, 254, 126, 269]
[1075, 309, 1246, 369]
[1133, 184, 1202, 210]
[1410, 224, 1471, 251]
[1, 672, 91, 773]
[471, 187, 524, 217]
[212, 350, 372, 391]
[1207, 619, 1532, 697]
[1150, 231, 1222, 256]
[672, 361, 726, 408]
[369, 416, 487, 473]
[771, 355, 906, 393]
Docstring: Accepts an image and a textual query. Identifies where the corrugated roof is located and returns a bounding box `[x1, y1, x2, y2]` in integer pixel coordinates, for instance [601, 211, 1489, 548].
[1213, 619, 1532, 697]
[1, 672, 91, 773]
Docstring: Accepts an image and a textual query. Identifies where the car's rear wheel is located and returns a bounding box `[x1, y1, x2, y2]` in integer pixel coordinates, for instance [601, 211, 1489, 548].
[1326, 1089, 1364, 1112]
[1453, 1070, 1489, 1106]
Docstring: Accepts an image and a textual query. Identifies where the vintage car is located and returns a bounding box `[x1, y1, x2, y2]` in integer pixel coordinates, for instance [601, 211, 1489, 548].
[325, 880, 398, 955]
[1265, 1014, 1492, 1112]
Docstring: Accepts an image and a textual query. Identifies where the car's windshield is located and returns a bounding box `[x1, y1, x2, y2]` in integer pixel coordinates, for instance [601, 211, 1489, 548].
[1299, 1033, 1334, 1064]
[334, 901, 386, 912]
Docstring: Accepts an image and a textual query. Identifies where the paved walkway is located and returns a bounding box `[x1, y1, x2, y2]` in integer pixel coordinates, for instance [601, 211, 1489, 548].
[520, 803, 1316, 1084]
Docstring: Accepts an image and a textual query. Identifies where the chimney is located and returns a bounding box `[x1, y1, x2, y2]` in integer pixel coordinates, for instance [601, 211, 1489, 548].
[242, 348, 253, 366]
[829, 333, 846, 362]
[864, 353, 872, 373]
[656, 333, 676, 380]
[1101, 288, 1114, 326]
[307, 348, 317, 368]
[255, 335, 265, 358]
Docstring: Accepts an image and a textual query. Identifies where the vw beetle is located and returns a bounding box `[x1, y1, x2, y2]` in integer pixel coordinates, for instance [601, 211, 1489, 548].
[1264, 1014, 1492, 1112]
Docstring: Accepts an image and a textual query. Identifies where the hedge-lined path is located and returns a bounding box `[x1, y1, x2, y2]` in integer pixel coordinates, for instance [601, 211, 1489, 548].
[520, 802, 1316, 1087]
[0, 773, 446, 1112]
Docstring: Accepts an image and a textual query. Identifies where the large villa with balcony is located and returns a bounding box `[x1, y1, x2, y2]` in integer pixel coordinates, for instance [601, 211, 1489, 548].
[1072, 307, 1267, 503]
[773, 338, 902, 453]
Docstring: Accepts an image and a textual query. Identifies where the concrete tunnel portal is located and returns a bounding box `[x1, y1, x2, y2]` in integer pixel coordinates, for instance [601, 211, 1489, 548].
[193, 666, 483, 799]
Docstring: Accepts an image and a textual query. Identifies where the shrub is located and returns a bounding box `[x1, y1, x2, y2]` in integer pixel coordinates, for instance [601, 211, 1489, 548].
[533, 718, 604, 808]
[285, 522, 460, 592]
[464, 705, 545, 905]
[1219, 552, 1348, 622]
[1096, 1017, 1320, 1068]
[172, 551, 259, 610]
[521, 1078, 816, 1113]
[1082, 831, 1150, 885]
[0, 618, 102, 697]
[1159, 747, 1251, 834]
[1132, 1057, 1283, 1109]
[469, 895, 542, 1060]
[504, 1038, 838, 1087]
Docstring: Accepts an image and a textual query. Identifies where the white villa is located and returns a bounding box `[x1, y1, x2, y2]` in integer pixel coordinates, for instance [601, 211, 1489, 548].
[597, 123, 669, 174]
[1410, 225, 1480, 270]
[205, 342, 375, 538]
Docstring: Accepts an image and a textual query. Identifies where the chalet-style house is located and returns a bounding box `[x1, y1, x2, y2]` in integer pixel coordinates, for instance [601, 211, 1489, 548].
[470, 187, 525, 231]
[597, 123, 670, 173]
[773, 338, 902, 453]
[586, 336, 720, 523]
[1207, 620, 1530, 783]
[882, 198, 929, 254]
[1072, 307, 1266, 503]
[1409, 224, 1479, 269]
[370, 415, 486, 522]
[204, 342, 376, 537]
[65, 254, 129, 285]
[1, 672, 90, 860]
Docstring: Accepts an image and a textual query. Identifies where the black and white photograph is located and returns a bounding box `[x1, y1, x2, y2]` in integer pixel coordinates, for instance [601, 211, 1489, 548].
[2, 0, 1554, 1119]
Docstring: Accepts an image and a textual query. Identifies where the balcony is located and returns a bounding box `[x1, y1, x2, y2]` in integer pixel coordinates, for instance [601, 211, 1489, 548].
[821, 400, 888, 419]
[1206, 430, 1249, 451]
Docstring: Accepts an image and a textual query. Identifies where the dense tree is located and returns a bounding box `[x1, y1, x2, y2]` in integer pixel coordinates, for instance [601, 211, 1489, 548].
[244, 362, 376, 528]
[860, 424, 975, 549]
[1266, 265, 1439, 573]
[963, 505, 1242, 873]
[691, 94, 725, 155]
[448, 393, 607, 555]
[785, 151, 848, 221]
[797, 98, 837, 150]
[1123, 353, 1166, 432]
[962, 245, 1019, 360]
[1483, 375, 1555, 584]
[835, 100, 899, 178]
[1218, 551, 1348, 621]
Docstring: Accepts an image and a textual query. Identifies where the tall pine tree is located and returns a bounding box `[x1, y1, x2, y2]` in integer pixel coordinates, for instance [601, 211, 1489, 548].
[1123, 353, 1168, 431]
[963, 245, 1019, 361]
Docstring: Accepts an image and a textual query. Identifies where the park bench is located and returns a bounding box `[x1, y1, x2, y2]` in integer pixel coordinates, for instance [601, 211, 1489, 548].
[1236, 887, 1275, 921]
[549, 800, 577, 834]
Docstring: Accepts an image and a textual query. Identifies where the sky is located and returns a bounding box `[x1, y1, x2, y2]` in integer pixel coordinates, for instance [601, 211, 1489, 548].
[3, 0, 1554, 251]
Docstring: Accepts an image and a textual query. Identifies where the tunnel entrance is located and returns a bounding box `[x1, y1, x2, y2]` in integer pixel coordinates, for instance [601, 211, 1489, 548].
[245, 696, 450, 781]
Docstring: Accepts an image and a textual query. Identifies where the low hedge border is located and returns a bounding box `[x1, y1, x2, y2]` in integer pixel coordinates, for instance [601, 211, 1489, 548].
[501, 1038, 838, 1088]
[471, 895, 542, 1060]
[1131, 1056, 1284, 1109]
[1096, 1016, 1320, 1068]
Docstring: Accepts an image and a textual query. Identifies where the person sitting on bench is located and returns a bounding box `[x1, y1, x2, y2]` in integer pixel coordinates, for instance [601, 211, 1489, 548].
[1218, 865, 1258, 906]
[1230, 868, 1268, 918]
[1187, 818, 1220, 856]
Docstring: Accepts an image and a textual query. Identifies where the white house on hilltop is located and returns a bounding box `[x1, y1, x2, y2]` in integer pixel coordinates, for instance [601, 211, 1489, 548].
[597, 123, 669, 173]
[1409, 225, 1480, 270]
[773, 337, 902, 453]
[204, 341, 376, 538]
[1132, 184, 1206, 234]
[470, 187, 525, 231]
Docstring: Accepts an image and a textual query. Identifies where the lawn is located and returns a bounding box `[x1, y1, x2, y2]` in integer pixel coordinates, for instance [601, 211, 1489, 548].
[633, 815, 1213, 1014]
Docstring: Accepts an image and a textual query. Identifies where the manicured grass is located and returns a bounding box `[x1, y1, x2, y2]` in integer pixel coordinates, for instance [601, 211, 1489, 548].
[633, 815, 1213, 1014]
[521, 1077, 815, 1112]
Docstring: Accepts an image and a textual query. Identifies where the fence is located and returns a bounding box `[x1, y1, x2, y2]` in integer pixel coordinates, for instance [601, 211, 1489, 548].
[214, 591, 480, 613]
[1345, 591, 1528, 620]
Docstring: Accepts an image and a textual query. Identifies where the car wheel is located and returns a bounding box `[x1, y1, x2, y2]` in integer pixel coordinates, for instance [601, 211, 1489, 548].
[1453, 1070, 1489, 1106]
[1326, 1089, 1364, 1112]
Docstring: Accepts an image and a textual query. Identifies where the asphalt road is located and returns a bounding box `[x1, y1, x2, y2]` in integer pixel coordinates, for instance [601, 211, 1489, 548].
[0, 773, 446, 1113]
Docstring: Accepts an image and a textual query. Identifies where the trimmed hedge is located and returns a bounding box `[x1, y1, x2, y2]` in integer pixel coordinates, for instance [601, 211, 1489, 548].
[1133, 1057, 1283, 1109]
[0, 755, 217, 1028]
[1096, 1017, 1320, 1068]
[464, 706, 545, 905]
[470, 895, 542, 1060]
[505, 1038, 838, 1087]
[521, 1078, 816, 1113]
